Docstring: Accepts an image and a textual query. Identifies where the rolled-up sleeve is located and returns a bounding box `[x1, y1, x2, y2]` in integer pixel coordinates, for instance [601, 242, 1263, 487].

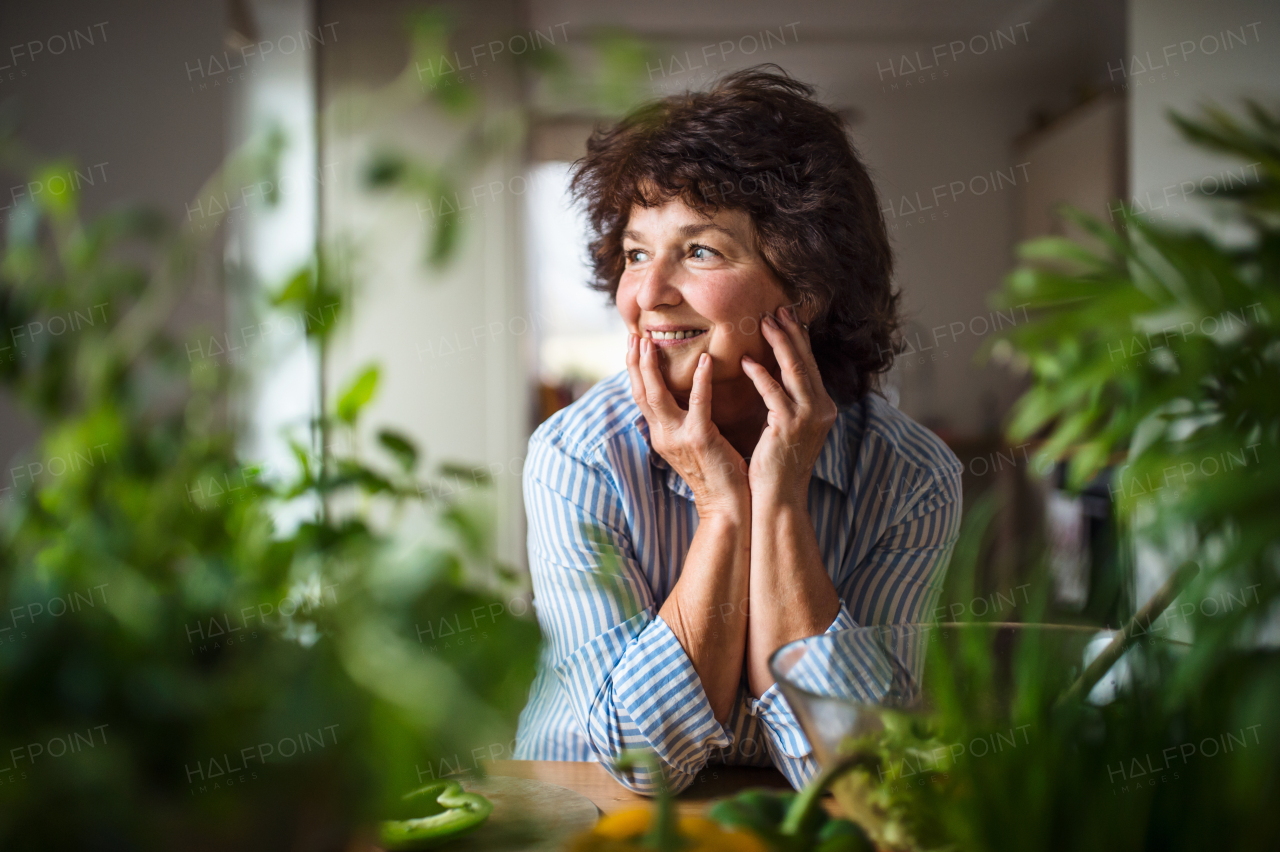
[747, 602, 859, 788]
[755, 462, 962, 789]
[524, 432, 731, 794]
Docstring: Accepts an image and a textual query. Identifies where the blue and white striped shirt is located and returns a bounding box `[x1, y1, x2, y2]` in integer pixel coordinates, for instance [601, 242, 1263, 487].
[513, 370, 962, 793]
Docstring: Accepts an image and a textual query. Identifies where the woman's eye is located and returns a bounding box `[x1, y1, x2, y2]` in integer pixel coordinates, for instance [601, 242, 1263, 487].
[625, 249, 650, 264]
[690, 244, 718, 260]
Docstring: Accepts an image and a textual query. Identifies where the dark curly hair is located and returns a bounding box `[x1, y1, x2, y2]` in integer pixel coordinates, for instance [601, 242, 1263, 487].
[570, 65, 899, 404]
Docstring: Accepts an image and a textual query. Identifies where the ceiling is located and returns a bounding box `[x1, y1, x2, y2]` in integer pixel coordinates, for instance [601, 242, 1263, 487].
[527, 0, 1126, 92]
[531, 0, 1064, 41]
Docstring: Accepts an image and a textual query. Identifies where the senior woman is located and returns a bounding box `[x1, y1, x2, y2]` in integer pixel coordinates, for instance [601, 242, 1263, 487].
[513, 67, 962, 794]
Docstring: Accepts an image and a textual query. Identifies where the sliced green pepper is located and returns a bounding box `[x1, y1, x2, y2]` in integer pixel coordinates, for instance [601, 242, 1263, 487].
[708, 789, 805, 842]
[707, 755, 875, 852]
[379, 780, 493, 850]
[814, 818, 874, 852]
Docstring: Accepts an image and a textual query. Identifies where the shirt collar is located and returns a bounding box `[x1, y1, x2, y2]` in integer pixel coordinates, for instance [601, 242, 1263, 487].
[631, 407, 854, 501]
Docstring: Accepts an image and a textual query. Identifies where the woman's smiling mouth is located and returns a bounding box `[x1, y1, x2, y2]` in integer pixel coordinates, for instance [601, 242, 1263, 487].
[645, 327, 708, 347]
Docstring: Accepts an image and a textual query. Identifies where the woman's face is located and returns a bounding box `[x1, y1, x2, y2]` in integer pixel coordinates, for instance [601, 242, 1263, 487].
[616, 199, 794, 400]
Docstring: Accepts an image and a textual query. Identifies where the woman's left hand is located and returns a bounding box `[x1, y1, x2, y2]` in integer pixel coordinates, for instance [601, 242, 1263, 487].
[740, 306, 838, 508]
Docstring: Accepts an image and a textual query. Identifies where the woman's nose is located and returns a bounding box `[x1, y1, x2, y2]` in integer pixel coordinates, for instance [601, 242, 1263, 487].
[634, 261, 683, 311]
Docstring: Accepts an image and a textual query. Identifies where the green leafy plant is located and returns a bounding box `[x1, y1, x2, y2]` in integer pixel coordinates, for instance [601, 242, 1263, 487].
[826, 538, 1277, 852]
[0, 121, 537, 851]
[988, 100, 1280, 687]
[819, 101, 1280, 852]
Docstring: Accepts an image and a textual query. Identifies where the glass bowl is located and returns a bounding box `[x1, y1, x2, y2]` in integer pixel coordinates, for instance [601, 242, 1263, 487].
[768, 622, 1160, 769]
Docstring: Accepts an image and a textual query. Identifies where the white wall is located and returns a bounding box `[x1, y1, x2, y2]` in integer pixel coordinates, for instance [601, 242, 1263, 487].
[1129, 0, 1279, 234]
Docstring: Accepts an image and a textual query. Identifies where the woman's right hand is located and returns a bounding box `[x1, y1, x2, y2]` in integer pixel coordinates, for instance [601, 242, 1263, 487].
[626, 335, 750, 520]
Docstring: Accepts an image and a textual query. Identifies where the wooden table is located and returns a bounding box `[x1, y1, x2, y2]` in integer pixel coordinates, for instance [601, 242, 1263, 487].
[485, 759, 806, 818]
[348, 761, 841, 850]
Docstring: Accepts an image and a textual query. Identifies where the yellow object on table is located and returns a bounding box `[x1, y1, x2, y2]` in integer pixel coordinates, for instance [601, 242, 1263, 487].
[569, 807, 769, 852]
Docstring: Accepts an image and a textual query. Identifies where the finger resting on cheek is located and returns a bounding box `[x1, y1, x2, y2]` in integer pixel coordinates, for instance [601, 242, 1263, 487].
[781, 319, 806, 351]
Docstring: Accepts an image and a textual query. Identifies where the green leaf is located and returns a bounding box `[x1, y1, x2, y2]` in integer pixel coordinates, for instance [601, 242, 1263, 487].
[438, 462, 489, 485]
[440, 503, 489, 556]
[30, 160, 79, 218]
[1016, 235, 1107, 271]
[273, 266, 312, 308]
[427, 208, 460, 268]
[378, 429, 419, 472]
[365, 151, 409, 188]
[336, 365, 380, 425]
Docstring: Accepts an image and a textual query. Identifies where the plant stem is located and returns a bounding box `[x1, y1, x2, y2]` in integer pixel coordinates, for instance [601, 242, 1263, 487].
[780, 751, 878, 837]
[613, 752, 680, 850]
[1056, 560, 1200, 707]
[318, 329, 330, 525]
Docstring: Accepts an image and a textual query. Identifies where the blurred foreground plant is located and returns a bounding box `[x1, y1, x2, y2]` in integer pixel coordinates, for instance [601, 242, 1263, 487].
[839, 100, 1280, 852]
[0, 131, 536, 849]
[826, 512, 1278, 851]
[990, 100, 1280, 681]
